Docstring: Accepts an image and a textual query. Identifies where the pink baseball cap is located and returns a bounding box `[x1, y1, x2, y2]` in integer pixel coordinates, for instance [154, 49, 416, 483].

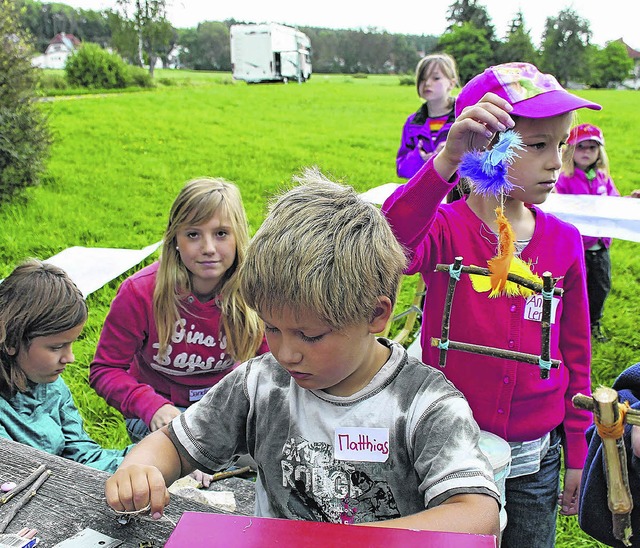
[568, 123, 605, 146]
[455, 62, 601, 118]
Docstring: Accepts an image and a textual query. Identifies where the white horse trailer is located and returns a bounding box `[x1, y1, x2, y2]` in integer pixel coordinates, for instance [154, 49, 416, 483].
[230, 23, 312, 83]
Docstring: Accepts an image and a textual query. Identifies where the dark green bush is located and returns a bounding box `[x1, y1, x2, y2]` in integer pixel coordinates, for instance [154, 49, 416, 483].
[399, 75, 415, 86]
[65, 43, 129, 89]
[0, 0, 51, 201]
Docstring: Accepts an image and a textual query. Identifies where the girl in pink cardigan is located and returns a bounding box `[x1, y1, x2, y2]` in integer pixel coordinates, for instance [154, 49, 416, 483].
[383, 63, 597, 548]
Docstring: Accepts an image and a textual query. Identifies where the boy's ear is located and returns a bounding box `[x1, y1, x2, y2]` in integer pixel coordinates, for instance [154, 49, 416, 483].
[6, 347, 16, 356]
[369, 297, 393, 333]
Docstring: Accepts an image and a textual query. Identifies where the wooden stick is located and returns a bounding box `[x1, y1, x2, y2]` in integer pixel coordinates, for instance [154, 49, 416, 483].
[539, 272, 553, 380]
[593, 387, 633, 546]
[593, 386, 633, 546]
[434, 263, 564, 296]
[0, 464, 45, 505]
[574, 394, 640, 426]
[0, 469, 51, 533]
[210, 466, 254, 483]
[430, 338, 561, 368]
[438, 256, 463, 368]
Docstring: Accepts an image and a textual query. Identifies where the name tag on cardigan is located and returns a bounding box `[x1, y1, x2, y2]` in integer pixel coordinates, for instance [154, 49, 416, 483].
[334, 427, 389, 462]
[523, 294, 559, 324]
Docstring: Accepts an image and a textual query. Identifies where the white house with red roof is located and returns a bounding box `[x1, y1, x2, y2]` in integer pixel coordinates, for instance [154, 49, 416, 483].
[32, 32, 81, 69]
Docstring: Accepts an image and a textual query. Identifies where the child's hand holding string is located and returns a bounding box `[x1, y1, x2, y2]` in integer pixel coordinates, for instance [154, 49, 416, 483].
[434, 92, 515, 181]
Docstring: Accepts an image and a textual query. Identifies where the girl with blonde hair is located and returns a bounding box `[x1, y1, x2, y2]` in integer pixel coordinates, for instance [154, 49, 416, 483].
[90, 178, 266, 448]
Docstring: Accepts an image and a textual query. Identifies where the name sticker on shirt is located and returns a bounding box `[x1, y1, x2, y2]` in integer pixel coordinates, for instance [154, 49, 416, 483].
[523, 294, 559, 324]
[189, 387, 210, 402]
[334, 427, 389, 463]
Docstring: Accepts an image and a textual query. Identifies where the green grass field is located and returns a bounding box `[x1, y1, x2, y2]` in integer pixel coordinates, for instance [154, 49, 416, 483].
[2, 70, 639, 546]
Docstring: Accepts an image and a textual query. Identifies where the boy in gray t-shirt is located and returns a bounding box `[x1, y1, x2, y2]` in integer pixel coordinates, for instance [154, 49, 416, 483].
[105, 169, 500, 536]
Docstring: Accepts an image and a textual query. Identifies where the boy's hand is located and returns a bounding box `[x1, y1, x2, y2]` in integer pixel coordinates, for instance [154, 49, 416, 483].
[105, 464, 170, 519]
[434, 92, 515, 181]
[558, 467, 582, 515]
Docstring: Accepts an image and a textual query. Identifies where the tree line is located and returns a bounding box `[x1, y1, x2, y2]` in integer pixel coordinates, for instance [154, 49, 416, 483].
[17, 0, 634, 87]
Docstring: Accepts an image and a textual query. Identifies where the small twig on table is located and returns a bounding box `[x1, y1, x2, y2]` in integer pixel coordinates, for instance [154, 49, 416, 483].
[0, 464, 46, 505]
[210, 466, 255, 483]
[0, 468, 51, 533]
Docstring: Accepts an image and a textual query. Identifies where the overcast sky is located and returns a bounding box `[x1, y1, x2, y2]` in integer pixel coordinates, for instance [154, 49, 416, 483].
[58, 0, 638, 49]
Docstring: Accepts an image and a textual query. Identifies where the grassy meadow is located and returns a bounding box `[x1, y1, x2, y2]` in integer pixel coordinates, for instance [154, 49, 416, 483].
[2, 69, 640, 546]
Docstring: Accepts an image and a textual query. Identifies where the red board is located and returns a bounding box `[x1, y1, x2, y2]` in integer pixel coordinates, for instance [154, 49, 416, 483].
[165, 512, 498, 547]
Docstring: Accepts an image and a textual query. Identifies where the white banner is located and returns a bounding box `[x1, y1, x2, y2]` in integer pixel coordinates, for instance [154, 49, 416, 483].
[538, 193, 640, 243]
[361, 184, 640, 243]
[44, 242, 162, 297]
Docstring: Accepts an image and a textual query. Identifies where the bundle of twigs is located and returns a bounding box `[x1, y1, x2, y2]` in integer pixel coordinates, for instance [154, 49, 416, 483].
[0, 464, 51, 533]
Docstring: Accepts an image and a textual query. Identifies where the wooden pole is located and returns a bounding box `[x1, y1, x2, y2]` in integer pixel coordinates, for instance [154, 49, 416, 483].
[539, 272, 553, 380]
[574, 388, 633, 546]
[574, 394, 640, 426]
[430, 338, 561, 368]
[438, 257, 463, 367]
[434, 263, 564, 296]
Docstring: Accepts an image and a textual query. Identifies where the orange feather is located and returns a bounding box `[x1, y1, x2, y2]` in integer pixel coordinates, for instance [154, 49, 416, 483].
[487, 206, 515, 295]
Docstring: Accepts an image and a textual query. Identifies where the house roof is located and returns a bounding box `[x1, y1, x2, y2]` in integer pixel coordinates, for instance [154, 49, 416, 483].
[50, 32, 81, 50]
[614, 38, 640, 59]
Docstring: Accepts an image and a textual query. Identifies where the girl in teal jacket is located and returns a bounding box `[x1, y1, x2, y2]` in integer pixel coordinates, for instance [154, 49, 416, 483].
[0, 259, 130, 472]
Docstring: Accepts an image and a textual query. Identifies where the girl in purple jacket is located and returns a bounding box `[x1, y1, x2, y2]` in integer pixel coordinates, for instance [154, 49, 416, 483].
[396, 53, 458, 181]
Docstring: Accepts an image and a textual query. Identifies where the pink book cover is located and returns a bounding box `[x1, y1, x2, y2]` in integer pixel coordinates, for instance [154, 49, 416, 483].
[164, 512, 498, 547]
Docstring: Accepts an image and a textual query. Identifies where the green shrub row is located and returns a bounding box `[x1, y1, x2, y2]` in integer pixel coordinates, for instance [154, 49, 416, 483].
[65, 43, 154, 90]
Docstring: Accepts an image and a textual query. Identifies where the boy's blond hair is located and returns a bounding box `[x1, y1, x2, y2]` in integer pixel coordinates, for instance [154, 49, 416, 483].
[239, 167, 407, 328]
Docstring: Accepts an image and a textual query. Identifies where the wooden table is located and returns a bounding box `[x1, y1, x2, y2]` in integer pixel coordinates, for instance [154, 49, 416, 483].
[0, 438, 255, 547]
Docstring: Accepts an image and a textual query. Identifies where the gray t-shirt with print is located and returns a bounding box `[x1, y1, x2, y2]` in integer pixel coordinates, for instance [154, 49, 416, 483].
[169, 339, 499, 524]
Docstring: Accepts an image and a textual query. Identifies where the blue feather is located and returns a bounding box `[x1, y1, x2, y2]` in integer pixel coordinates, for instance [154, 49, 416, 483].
[459, 131, 524, 197]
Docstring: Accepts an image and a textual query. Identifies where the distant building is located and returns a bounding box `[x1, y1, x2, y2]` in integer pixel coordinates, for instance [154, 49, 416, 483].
[164, 45, 187, 69]
[32, 32, 81, 69]
[612, 38, 640, 89]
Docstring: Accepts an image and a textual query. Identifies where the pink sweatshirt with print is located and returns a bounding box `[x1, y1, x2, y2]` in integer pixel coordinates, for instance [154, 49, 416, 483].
[90, 262, 268, 427]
